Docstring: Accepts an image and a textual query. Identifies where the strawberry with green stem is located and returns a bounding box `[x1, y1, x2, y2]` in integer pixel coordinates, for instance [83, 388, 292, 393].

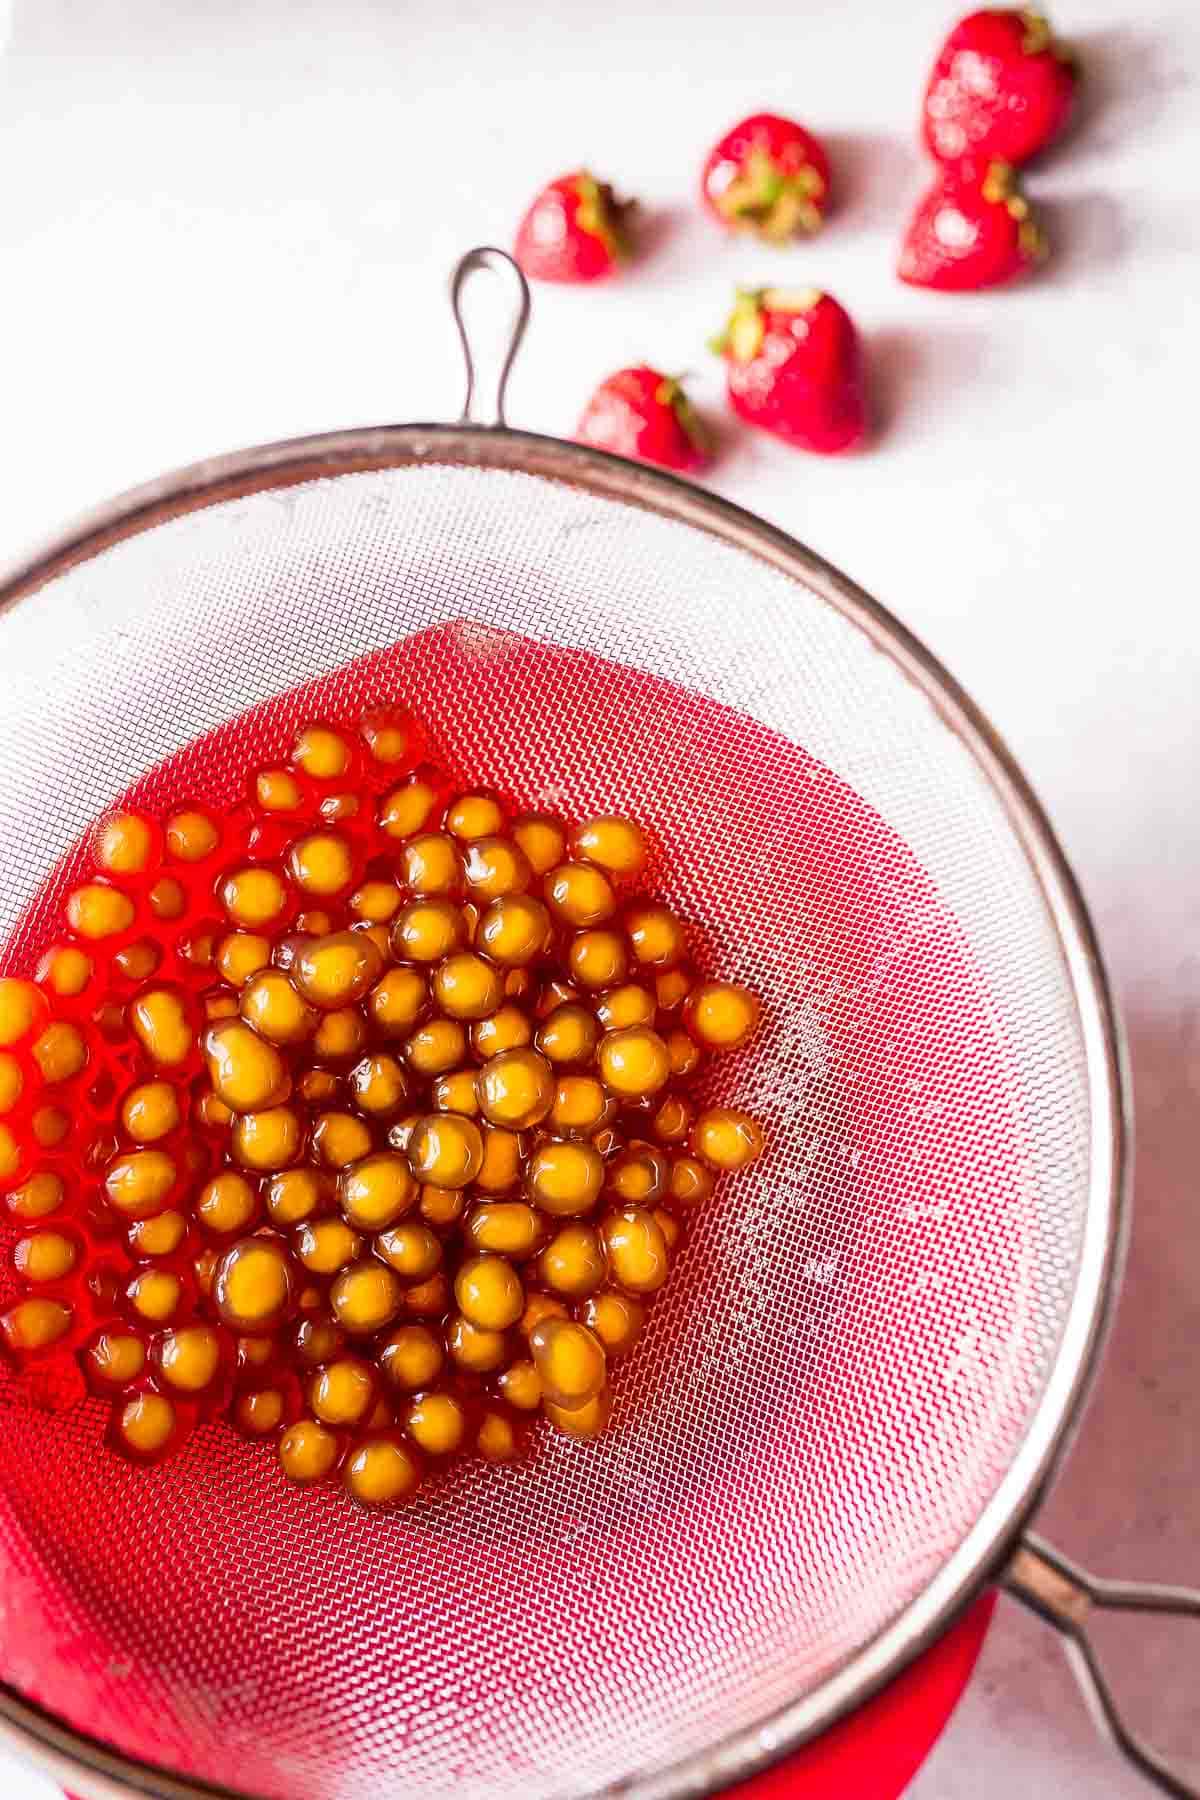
[514, 171, 634, 283]
[712, 288, 867, 454]
[575, 366, 711, 475]
[701, 113, 830, 243]
[898, 160, 1047, 290]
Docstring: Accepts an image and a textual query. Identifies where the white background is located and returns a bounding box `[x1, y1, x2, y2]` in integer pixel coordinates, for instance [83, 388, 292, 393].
[1, 1, 1198, 1795]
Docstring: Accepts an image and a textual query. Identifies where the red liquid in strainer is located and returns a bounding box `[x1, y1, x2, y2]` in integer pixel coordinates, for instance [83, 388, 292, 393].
[0, 623, 1032, 1798]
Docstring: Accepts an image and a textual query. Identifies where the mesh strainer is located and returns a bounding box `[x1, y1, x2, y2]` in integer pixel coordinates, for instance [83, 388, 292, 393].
[0, 247, 1196, 1800]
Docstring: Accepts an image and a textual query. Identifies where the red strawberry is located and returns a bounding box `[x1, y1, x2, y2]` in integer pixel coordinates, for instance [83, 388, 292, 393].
[701, 112, 830, 242]
[514, 171, 633, 283]
[575, 366, 711, 474]
[922, 9, 1079, 167]
[898, 160, 1046, 290]
[712, 288, 867, 454]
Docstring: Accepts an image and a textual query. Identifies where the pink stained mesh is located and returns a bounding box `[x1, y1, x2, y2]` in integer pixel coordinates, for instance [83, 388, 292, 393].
[0, 461, 1093, 1799]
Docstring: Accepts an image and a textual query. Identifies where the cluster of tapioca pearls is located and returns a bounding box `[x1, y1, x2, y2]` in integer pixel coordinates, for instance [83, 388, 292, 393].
[0, 713, 765, 1508]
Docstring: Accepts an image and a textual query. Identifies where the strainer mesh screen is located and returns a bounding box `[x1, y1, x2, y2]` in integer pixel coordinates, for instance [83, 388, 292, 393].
[0, 461, 1090, 1799]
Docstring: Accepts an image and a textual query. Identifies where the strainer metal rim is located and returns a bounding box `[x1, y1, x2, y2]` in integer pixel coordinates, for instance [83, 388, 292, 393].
[0, 421, 1128, 1800]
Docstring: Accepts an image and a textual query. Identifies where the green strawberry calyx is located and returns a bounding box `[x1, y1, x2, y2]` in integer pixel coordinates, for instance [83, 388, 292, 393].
[574, 173, 633, 261]
[716, 147, 824, 241]
[709, 287, 824, 362]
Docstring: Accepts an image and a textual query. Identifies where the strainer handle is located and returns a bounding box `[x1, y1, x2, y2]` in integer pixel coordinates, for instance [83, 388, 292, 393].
[1004, 1534, 1200, 1797]
[450, 246, 531, 429]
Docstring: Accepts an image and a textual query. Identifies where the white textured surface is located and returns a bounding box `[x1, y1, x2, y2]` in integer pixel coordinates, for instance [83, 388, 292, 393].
[0, 2, 1197, 1797]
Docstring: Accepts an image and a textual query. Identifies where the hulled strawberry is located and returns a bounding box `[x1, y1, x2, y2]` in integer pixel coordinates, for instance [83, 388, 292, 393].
[513, 171, 633, 283]
[575, 366, 711, 474]
[712, 288, 867, 453]
[701, 113, 830, 242]
[898, 160, 1047, 290]
[921, 9, 1079, 166]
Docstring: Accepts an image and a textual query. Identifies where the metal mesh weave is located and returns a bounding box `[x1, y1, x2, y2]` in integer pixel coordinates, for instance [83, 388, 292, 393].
[0, 456, 1099, 1799]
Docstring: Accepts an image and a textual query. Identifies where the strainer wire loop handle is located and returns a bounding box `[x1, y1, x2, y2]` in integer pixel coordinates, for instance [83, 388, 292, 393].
[450, 246, 531, 429]
[1004, 1534, 1200, 1797]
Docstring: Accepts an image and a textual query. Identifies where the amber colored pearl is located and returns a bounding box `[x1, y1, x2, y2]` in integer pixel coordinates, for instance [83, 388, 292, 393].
[156, 1324, 223, 1393]
[607, 1144, 669, 1206]
[455, 1254, 524, 1330]
[343, 1436, 422, 1508]
[379, 775, 440, 839]
[597, 1027, 671, 1099]
[406, 1391, 468, 1455]
[391, 899, 465, 965]
[529, 1316, 607, 1410]
[466, 1201, 544, 1258]
[112, 1391, 179, 1461]
[511, 813, 566, 876]
[475, 1048, 555, 1129]
[470, 1005, 533, 1061]
[330, 1263, 403, 1334]
[571, 814, 648, 876]
[293, 932, 384, 1009]
[401, 833, 460, 896]
[407, 1113, 483, 1187]
[36, 946, 93, 998]
[668, 1154, 715, 1208]
[432, 952, 504, 1021]
[348, 1053, 410, 1118]
[537, 1223, 607, 1298]
[445, 791, 505, 840]
[624, 903, 687, 970]
[602, 1207, 670, 1294]
[683, 980, 761, 1050]
[203, 1018, 288, 1112]
[295, 1217, 362, 1276]
[287, 832, 355, 897]
[66, 883, 135, 940]
[130, 989, 194, 1068]
[165, 808, 220, 862]
[476, 895, 552, 966]
[462, 836, 532, 900]
[402, 1015, 464, 1080]
[196, 1170, 260, 1235]
[213, 1237, 294, 1331]
[378, 1324, 444, 1390]
[526, 1140, 604, 1216]
[292, 723, 352, 780]
[239, 970, 318, 1045]
[369, 967, 429, 1037]
[279, 1418, 341, 1483]
[374, 1221, 442, 1280]
[536, 1003, 599, 1066]
[311, 1110, 372, 1170]
[549, 1074, 610, 1138]
[95, 811, 156, 874]
[446, 1313, 508, 1373]
[692, 1107, 765, 1171]
[581, 1289, 645, 1357]
[496, 1359, 542, 1410]
[544, 862, 615, 927]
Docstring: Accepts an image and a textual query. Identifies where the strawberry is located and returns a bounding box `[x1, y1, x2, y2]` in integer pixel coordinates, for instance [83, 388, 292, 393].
[513, 171, 633, 283]
[711, 288, 866, 454]
[701, 112, 830, 242]
[897, 160, 1047, 290]
[575, 366, 711, 474]
[921, 9, 1079, 167]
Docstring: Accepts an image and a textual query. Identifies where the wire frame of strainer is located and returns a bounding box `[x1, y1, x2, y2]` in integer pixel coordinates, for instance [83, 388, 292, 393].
[0, 248, 1196, 1800]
